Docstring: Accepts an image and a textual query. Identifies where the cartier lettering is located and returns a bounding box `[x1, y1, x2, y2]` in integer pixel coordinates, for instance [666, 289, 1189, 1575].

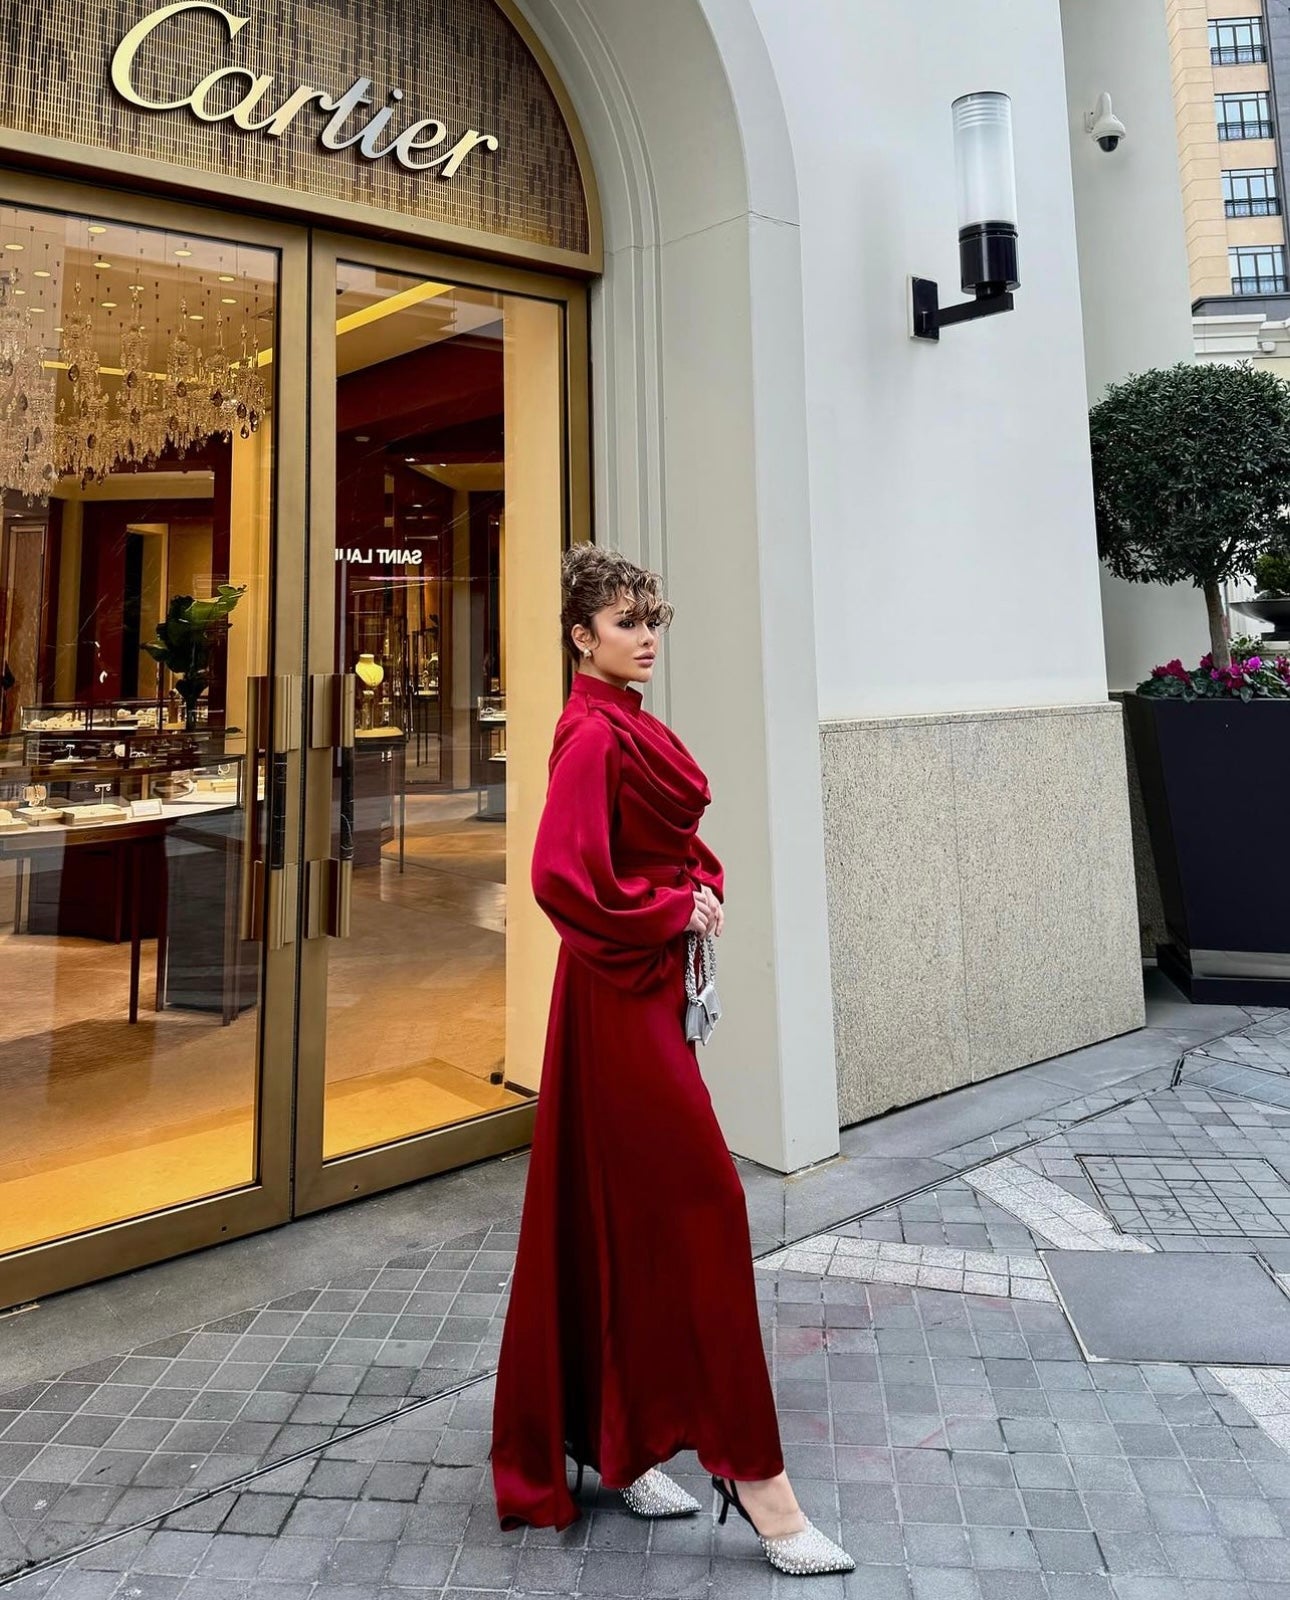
[110, 0, 501, 176]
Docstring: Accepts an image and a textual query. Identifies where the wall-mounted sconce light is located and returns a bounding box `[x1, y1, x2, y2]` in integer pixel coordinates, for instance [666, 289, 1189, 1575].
[911, 91, 1019, 342]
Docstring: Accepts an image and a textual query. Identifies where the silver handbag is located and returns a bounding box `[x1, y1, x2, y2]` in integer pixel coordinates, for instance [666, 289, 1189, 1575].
[684, 931, 723, 1046]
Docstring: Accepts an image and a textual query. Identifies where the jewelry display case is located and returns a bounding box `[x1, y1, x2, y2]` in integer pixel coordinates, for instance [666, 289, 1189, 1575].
[473, 692, 506, 820]
[15, 699, 244, 800]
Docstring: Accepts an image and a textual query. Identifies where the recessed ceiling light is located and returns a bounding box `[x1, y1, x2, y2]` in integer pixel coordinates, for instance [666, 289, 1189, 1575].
[4, 243, 23, 251]
[129, 283, 145, 292]
[54, 325, 63, 332]
[13, 288, 25, 296]
[188, 312, 203, 320]
[88, 224, 107, 235]
[217, 273, 235, 282]
[29, 305, 44, 313]
[33, 269, 51, 279]
[100, 300, 116, 308]
[404, 456, 415, 462]
[175, 248, 193, 258]
[354, 434, 370, 442]
[93, 259, 112, 269]
[220, 296, 236, 305]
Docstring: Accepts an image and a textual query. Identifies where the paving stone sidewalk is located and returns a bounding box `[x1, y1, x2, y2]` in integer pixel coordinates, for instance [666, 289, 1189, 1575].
[3, 983, 1290, 1597]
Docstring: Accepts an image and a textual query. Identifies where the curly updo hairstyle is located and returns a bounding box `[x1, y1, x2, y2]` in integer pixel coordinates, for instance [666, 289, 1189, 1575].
[560, 544, 675, 667]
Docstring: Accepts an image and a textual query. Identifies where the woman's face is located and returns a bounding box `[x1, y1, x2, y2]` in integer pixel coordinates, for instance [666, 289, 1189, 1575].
[575, 591, 660, 688]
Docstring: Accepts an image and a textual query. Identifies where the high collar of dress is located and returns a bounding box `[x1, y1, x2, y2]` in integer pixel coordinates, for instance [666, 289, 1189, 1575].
[570, 670, 644, 716]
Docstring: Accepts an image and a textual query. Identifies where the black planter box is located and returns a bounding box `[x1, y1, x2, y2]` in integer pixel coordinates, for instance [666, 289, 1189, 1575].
[1125, 693, 1290, 1004]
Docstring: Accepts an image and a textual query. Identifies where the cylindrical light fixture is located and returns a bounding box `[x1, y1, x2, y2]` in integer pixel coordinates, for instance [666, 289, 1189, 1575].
[952, 91, 1019, 296]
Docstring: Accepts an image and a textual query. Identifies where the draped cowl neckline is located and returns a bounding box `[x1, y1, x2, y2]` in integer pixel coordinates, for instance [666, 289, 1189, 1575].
[565, 670, 711, 823]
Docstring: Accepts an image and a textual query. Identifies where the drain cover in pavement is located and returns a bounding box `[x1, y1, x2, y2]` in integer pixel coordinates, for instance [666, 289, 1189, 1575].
[1044, 1251, 1290, 1364]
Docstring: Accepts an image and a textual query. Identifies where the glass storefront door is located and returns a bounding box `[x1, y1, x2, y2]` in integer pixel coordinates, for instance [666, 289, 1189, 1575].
[292, 237, 582, 1214]
[0, 180, 585, 1308]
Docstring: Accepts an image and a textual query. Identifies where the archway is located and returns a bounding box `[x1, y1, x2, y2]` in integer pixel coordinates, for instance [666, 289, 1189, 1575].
[515, 0, 840, 1170]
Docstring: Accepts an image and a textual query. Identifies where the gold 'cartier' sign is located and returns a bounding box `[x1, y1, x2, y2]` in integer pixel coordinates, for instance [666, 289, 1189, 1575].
[110, 0, 500, 177]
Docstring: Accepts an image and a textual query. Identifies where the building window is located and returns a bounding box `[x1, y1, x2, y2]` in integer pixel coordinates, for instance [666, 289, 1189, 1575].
[1217, 91, 1274, 140]
[1224, 167, 1282, 216]
[1210, 17, 1267, 65]
[1230, 244, 1288, 293]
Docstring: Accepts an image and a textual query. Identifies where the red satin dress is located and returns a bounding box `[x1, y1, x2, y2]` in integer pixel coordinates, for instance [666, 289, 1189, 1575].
[490, 669, 784, 1531]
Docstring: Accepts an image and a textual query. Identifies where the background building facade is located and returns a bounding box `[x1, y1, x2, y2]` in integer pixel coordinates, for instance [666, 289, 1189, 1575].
[1168, 0, 1290, 314]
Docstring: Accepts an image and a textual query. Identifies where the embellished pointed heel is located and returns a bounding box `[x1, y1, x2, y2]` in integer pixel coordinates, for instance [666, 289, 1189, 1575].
[620, 1465, 701, 1518]
[711, 1474, 855, 1577]
[565, 1437, 699, 1518]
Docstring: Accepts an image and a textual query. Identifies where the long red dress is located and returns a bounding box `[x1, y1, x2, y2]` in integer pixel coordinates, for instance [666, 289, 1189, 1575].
[490, 669, 784, 1531]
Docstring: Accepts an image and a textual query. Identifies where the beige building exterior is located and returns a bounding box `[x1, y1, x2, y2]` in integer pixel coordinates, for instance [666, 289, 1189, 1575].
[1168, 0, 1287, 303]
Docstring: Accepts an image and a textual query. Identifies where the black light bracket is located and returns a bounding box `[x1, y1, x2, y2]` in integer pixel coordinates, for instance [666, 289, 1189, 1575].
[911, 223, 1019, 342]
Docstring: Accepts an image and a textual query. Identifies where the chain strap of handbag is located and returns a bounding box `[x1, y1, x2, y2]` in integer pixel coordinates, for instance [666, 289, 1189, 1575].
[684, 926, 723, 1046]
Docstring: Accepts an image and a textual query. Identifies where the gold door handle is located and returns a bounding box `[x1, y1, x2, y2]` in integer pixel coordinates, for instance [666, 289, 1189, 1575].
[240, 675, 300, 949]
[305, 674, 355, 939]
[239, 676, 270, 943]
[267, 675, 301, 951]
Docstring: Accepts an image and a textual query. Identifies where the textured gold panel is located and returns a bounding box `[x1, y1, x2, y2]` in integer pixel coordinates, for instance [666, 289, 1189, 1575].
[0, 0, 589, 258]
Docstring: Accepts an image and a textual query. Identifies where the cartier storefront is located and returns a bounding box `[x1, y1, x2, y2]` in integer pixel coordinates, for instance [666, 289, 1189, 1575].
[0, 0, 598, 1306]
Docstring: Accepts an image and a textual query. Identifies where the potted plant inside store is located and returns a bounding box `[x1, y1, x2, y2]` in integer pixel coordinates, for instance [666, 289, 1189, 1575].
[1090, 359, 1290, 1003]
[142, 585, 247, 731]
[1231, 536, 1290, 644]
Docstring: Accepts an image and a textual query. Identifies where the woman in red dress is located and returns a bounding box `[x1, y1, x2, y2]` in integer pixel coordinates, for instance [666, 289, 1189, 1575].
[489, 547, 853, 1578]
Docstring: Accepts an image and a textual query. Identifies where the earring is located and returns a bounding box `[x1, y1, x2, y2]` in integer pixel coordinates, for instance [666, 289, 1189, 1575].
[582, 647, 592, 657]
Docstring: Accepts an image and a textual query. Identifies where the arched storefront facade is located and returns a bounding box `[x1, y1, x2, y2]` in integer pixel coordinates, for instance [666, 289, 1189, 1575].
[0, 0, 1146, 1311]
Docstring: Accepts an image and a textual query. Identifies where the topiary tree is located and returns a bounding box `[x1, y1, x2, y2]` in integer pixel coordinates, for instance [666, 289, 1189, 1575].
[1089, 360, 1290, 670]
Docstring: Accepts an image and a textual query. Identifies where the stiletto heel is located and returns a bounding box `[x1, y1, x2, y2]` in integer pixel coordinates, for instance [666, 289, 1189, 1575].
[710, 1475, 855, 1577]
[564, 1439, 586, 1496]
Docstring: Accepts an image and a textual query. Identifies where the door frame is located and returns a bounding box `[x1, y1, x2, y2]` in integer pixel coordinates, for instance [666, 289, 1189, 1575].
[291, 231, 589, 1216]
[0, 168, 308, 1309]
[0, 172, 591, 1310]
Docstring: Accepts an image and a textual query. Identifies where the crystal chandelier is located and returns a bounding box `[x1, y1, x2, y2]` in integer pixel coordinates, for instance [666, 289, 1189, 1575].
[0, 270, 56, 499]
[0, 265, 272, 500]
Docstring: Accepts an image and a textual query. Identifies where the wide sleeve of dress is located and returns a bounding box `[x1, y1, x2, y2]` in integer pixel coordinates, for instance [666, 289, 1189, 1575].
[684, 831, 725, 904]
[531, 714, 696, 975]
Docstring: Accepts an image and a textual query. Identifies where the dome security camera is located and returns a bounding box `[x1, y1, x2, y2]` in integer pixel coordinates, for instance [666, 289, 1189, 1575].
[1086, 92, 1126, 153]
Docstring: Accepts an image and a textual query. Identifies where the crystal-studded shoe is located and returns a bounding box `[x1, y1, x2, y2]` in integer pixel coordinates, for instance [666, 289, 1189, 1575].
[620, 1465, 702, 1518]
[565, 1441, 700, 1518]
[711, 1474, 855, 1576]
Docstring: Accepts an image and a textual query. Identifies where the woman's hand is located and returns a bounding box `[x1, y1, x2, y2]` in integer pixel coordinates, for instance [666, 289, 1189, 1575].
[684, 886, 724, 937]
[685, 888, 716, 936]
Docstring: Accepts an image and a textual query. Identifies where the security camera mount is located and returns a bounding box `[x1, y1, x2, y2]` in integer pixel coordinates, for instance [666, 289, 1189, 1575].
[1085, 92, 1126, 152]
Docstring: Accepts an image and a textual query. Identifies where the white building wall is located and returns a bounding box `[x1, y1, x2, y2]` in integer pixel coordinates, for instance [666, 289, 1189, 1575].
[1059, 0, 1211, 689]
[518, 0, 1144, 1143]
[748, 0, 1111, 721]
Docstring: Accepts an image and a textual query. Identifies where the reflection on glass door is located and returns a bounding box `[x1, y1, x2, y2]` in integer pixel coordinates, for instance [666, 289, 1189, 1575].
[317, 262, 566, 1162]
[0, 198, 276, 1255]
